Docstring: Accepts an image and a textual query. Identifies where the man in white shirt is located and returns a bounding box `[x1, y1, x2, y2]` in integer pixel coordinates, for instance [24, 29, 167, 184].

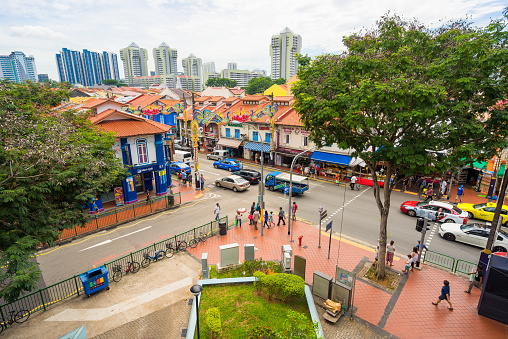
[441, 180, 448, 196]
[214, 203, 220, 220]
[350, 175, 357, 190]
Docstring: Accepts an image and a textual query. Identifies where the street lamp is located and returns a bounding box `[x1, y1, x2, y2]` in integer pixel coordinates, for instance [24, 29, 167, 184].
[288, 146, 318, 242]
[232, 121, 267, 237]
[190, 284, 203, 338]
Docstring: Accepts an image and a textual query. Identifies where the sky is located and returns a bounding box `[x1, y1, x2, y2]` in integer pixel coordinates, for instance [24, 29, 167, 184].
[1, 0, 505, 81]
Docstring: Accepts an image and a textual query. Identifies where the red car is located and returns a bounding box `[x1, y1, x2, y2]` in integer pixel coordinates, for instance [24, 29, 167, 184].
[400, 200, 469, 224]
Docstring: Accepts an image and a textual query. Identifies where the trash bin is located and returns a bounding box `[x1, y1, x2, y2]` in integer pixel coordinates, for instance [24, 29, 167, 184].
[168, 194, 175, 206]
[219, 220, 227, 235]
[80, 266, 109, 297]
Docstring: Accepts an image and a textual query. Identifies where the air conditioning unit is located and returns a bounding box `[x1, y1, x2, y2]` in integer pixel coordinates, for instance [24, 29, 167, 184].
[283, 252, 291, 270]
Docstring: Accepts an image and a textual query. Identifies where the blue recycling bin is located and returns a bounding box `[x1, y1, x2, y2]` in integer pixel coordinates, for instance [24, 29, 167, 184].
[80, 266, 110, 297]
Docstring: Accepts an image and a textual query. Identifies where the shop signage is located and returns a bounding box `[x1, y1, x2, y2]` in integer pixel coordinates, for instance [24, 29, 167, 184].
[114, 187, 125, 206]
[228, 123, 242, 127]
[131, 164, 159, 175]
[259, 126, 270, 130]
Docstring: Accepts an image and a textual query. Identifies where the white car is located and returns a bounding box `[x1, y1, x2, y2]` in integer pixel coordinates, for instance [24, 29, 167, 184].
[439, 222, 508, 252]
[400, 200, 469, 224]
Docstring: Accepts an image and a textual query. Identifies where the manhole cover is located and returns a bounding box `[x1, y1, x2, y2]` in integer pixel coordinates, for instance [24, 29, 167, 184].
[188, 299, 193, 305]
[181, 329, 187, 337]
[303, 246, 308, 249]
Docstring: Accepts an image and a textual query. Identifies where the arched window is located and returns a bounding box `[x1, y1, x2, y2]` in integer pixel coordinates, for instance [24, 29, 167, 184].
[136, 139, 148, 164]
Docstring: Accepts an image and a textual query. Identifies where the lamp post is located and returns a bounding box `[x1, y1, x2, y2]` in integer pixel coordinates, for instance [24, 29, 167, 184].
[233, 121, 266, 237]
[190, 284, 203, 338]
[288, 146, 318, 241]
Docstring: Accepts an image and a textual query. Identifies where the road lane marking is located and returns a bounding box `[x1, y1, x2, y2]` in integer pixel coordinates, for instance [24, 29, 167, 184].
[199, 169, 220, 176]
[79, 226, 152, 252]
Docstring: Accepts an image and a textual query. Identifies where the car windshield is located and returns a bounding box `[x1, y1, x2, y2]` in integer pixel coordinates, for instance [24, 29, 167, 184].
[231, 160, 240, 165]
[452, 206, 463, 214]
[500, 229, 508, 239]
[461, 224, 477, 231]
[416, 202, 427, 207]
[473, 203, 487, 209]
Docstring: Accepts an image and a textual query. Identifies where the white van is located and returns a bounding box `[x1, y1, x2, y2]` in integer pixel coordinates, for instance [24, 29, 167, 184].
[207, 150, 229, 161]
[174, 150, 192, 165]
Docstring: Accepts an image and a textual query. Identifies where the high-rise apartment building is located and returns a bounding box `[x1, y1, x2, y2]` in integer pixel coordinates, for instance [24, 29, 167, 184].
[56, 48, 120, 86]
[220, 68, 263, 88]
[0, 51, 38, 83]
[38, 74, 49, 82]
[120, 42, 149, 85]
[153, 42, 178, 76]
[227, 62, 237, 70]
[182, 54, 202, 78]
[269, 27, 302, 80]
[202, 62, 215, 74]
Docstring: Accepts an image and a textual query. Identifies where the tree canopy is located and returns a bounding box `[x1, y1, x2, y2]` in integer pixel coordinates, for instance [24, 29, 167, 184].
[205, 77, 238, 88]
[293, 13, 508, 277]
[102, 79, 127, 86]
[0, 81, 128, 301]
[245, 77, 286, 95]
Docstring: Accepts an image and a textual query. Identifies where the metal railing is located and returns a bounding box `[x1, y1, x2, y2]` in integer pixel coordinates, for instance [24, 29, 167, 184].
[0, 215, 227, 330]
[58, 193, 182, 241]
[422, 250, 476, 275]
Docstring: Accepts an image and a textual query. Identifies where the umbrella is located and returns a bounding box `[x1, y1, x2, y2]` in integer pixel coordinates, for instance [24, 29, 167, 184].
[237, 208, 247, 214]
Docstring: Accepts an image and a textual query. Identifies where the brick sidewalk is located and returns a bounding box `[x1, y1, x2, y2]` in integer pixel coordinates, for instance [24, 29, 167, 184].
[187, 218, 508, 339]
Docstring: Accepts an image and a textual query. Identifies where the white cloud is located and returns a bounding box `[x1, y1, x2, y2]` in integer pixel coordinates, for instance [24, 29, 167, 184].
[9, 25, 65, 40]
[0, 0, 505, 80]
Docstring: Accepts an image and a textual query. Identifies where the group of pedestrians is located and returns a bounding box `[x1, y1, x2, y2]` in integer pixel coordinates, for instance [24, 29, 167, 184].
[230, 201, 298, 231]
[178, 169, 205, 191]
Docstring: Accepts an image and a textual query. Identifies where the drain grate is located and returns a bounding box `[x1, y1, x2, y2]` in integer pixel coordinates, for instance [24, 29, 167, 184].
[188, 299, 193, 305]
[303, 246, 308, 249]
[181, 329, 188, 337]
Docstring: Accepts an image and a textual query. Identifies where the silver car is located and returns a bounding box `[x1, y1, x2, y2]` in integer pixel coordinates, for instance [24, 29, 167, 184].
[439, 222, 508, 252]
[215, 175, 250, 192]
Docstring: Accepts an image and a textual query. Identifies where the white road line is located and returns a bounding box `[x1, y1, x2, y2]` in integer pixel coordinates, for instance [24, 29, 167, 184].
[199, 169, 220, 176]
[78, 226, 152, 252]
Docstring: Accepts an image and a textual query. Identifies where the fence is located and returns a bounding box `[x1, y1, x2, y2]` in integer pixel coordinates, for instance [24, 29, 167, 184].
[0, 215, 227, 330]
[422, 250, 477, 275]
[58, 193, 182, 242]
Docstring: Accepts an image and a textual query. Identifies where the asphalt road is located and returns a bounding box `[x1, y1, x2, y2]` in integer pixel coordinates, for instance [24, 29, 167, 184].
[36, 157, 483, 286]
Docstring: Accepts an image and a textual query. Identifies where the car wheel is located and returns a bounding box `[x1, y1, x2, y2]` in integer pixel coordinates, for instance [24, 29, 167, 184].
[407, 210, 416, 217]
[228, 167, 232, 172]
[468, 212, 474, 219]
[216, 182, 221, 187]
[444, 219, 455, 223]
[504, 220, 508, 227]
[233, 187, 238, 192]
[214, 164, 218, 169]
[207, 156, 210, 160]
[493, 246, 507, 252]
[443, 233, 456, 241]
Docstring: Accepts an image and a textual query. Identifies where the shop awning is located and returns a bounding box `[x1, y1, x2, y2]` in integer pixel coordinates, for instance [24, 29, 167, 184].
[275, 147, 313, 158]
[311, 151, 351, 166]
[244, 142, 270, 153]
[497, 164, 505, 178]
[472, 161, 487, 170]
[217, 138, 243, 148]
[349, 157, 366, 167]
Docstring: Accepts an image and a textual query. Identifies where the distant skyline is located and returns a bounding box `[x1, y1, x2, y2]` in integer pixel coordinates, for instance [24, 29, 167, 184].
[1, 0, 505, 81]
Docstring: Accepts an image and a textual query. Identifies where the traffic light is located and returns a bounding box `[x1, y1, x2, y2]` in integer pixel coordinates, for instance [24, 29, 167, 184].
[416, 218, 425, 232]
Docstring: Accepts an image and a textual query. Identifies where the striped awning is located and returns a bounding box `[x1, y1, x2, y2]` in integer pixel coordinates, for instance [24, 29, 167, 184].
[244, 142, 271, 153]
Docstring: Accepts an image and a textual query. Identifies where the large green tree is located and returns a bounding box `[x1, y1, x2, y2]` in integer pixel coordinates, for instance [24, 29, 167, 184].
[0, 81, 128, 301]
[205, 78, 238, 88]
[293, 14, 508, 278]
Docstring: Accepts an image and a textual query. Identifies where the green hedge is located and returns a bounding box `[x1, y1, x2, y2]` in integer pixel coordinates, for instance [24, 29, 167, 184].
[205, 307, 222, 337]
[254, 272, 305, 301]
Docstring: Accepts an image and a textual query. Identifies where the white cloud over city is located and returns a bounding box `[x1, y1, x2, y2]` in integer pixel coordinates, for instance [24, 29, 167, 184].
[0, 0, 505, 80]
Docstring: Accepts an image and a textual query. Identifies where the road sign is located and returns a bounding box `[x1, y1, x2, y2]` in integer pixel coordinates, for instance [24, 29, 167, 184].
[320, 210, 328, 220]
[274, 184, 285, 190]
[284, 187, 290, 194]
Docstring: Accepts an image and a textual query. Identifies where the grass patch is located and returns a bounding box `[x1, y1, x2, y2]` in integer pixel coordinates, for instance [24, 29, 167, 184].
[364, 266, 396, 290]
[209, 259, 282, 279]
[198, 283, 313, 338]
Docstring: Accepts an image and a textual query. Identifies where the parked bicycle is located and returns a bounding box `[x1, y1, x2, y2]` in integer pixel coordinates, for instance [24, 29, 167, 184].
[188, 232, 208, 249]
[141, 249, 166, 268]
[112, 261, 140, 282]
[0, 309, 30, 333]
[165, 239, 187, 258]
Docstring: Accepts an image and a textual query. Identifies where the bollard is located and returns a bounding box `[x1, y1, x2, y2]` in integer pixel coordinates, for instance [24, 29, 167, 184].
[298, 235, 303, 246]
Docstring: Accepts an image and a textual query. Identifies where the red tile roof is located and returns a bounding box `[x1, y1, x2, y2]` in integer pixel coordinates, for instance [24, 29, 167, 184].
[274, 96, 294, 102]
[241, 95, 269, 102]
[223, 97, 240, 103]
[276, 108, 302, 126]
[195, 96, 212, 103]
[208, 96, 225, 103]
[128, 95, 164, 108]
[90, 109, 170, 137]
[229, 88, 245, 95]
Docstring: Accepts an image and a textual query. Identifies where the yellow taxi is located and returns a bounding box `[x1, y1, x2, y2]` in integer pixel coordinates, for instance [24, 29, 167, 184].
[457, 202, 508, 226]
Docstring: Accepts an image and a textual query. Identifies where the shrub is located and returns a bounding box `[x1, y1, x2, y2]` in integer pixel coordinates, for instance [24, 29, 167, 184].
[249, 326, 279, 339]
[282, 310, 318, 339]
[205, 307, 222, 337]
[257, 273, 305, 301]
[253, 271, 266, 292]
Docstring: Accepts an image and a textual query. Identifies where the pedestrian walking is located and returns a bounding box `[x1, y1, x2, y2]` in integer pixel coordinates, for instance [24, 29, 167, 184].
[402, 254, 412, 273]
[291, 201, 298, 221]
[416, 177, 422, 190]
[335, 173, 340, 185]
[249, 202, 256, 225]
[277, 207, 286, 226]
[416, 240, 428, 252]
[195, 173, 200, 190]
[214, 203, 220, 220]
[455, 185, 464, 203]
[146, 190, 151, 202]
[200, 174, 205, 190]
[270, 211, 274, 227]
[421, 178, 427, 190]
[188, 171, 193, 186]
[252, 210, 260, 230]
[440, 180, 448, 197]
[386, 240, 395, 266]
[182, 171, 187, 185]
[432, 280, 454, 311]
[408, 176, 413, 188]
[410, 247, 418, 271]
[424, 186, 434, 202]
[403, 178, 408, 191]
[235, 211, 242, 228]
[350, 175, 357, 190]
[264, 210, 270, 229]
[374, 246, 379, 266]
[465, 265, 483, 293]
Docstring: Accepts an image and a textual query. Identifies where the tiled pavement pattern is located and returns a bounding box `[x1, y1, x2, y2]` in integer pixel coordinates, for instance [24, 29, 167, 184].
[186, 219, 508, 338]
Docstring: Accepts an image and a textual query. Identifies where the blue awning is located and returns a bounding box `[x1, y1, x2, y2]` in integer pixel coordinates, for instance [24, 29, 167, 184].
[244, 142, 270, 153]
[311, 151, 351, 166]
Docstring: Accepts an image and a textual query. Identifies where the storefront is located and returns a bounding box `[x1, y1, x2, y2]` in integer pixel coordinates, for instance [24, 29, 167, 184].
[122, 163, 168, 204]
[217, 138, 244, 157]
[310, 151, 352, 178]
[244, 142, 271, 163]
[275, 147, 313, 168]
